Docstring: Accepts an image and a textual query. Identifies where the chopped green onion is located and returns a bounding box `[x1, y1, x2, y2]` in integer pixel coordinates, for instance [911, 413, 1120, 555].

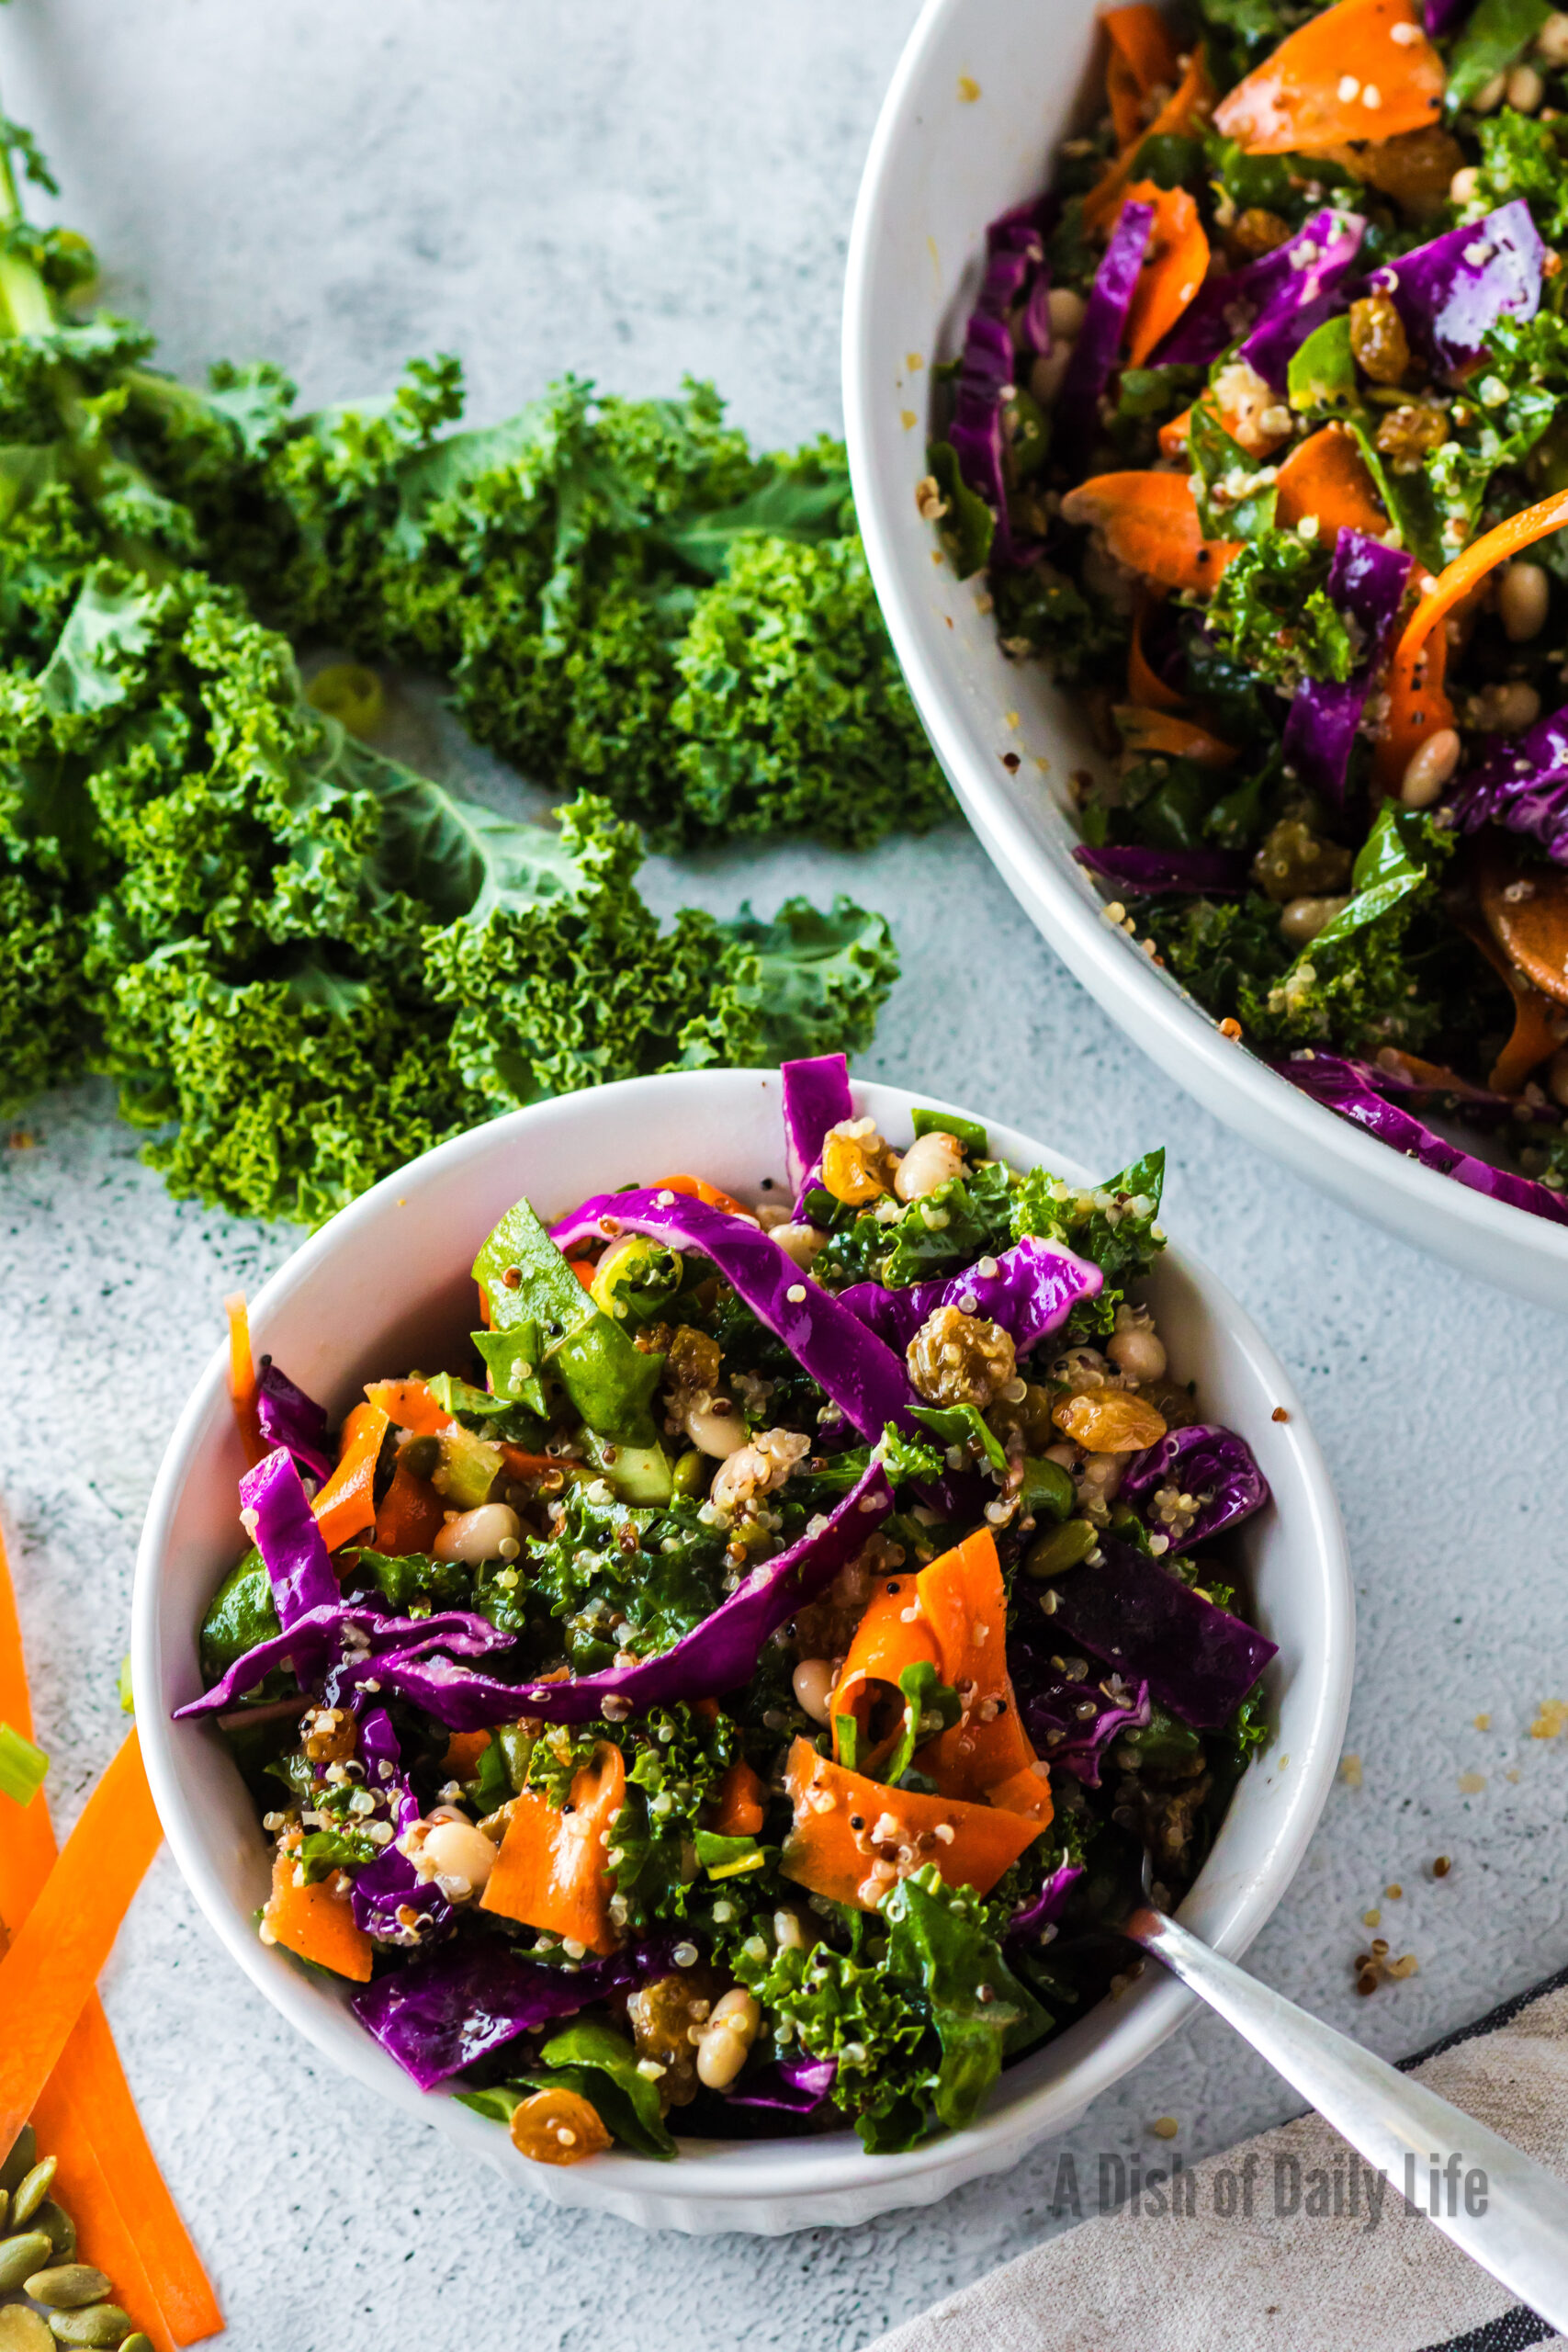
[0, 1721, 49, 1807]
[706, 1850, 768, 1882]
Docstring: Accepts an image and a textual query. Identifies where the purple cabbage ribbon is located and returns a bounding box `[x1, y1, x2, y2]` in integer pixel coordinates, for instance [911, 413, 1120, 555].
[1272, 1050, 1568, 1227]
[949, 198, 1054, 570]
[835, 1236, 1101, 1359]
[782, 1051, 853, 1216]
[1074, 843, 1249, 896]
[1056, 199, 1153, 468]
[1005, 1858, 1088, 1945]
[238, 1448, 341, 1675]
[353, 1933, 680, 2091]
[254, 1361, 335, 1485]
[175, 1601, 514, 1719]
[1282, 529, 1414, 809]
[1154, 208, 1366, 389]
[1363, 199, 1542, 380]
[1447, 699, 1568, 862]
[1119, 1424, 1269, 1557]
[1044, 1534, 1278, 1731]
[551, 1188, 925, 1444]
[1009, 1603, 1154, 1785]
[349, 1706, 456, 1947]
[725, 2054, 840, 2114]
[326, 1463, 897, 1732]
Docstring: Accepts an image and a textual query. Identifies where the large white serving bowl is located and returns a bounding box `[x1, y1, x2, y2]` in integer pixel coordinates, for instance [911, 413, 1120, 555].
[843, 0, 1568, 1313]
[134, 1069, 1351, 2234]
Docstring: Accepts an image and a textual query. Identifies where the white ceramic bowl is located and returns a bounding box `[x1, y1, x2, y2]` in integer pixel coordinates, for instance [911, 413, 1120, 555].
[842, 0, 1568, 1314]
[134, 1069, 1351, 2234]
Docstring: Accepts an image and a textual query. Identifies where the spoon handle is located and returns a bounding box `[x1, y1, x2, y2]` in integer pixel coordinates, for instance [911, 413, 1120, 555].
[1128, 1905, 1568, 2330]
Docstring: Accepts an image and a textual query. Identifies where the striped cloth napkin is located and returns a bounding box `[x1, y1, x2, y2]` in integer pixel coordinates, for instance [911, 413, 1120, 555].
[867, 1963, 1568, 2352]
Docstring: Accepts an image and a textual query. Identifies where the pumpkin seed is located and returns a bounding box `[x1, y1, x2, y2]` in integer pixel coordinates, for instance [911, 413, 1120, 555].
[0, 2126, 36, 2195]
[44, 2312, 130, 2350]
[25, 2265, 113, 2310]
[0, 2229, 56, 2289]
[34, 2200, 76, 2261]
[0, 2305, 54, 2352]
[12, 2156, 57, 2224]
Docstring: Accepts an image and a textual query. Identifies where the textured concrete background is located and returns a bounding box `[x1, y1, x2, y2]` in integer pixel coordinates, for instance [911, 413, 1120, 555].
[3, 2, 1568, 2345]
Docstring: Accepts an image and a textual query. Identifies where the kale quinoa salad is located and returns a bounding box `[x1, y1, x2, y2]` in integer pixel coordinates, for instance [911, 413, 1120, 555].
[926, 0, 1568, 1225]
[179, 1057, 1275, 2165]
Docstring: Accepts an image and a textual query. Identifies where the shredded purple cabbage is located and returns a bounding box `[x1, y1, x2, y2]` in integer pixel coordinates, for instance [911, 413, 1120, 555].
[1447, 699, 1568, 861]
[1009, 1612, 1153, 1784]
[175, 1602, 513, 1719]
[1282, 529, 1414, 808]
[1074, 843, 1249, 896]
[239, 1447, 340, 1645]
[782, 1051, 852, 1214]
[351, 1706, 455, 1948]
[1273, 1049, 1568, 1225]
[1044, 1535, 1278, 1731]
[353, 1932, 679, 2091]
[1423, 0, 1469, 29]
[949, 199, 1053, 569]
[1119, 1424, 1269, 1556]
[337, 1464, 895, 1731]
[725, 2054, 839, 2114]
[1154, 208, 1365, 387]
[254, 1362, 335, 1485]
[835, 1237, 1101, 1359]
[1056, 199, 1152, 465]
[551, 1189, 923, 1443]
[1365, 199, 1543, 379]
[1005, 1858, 1087, 1945]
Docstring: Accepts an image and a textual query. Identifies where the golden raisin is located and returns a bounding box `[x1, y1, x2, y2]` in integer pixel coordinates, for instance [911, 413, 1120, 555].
[1349, 294, 1411, 388]
[509, 2086, 614, 2165]
[667, 1325, 722, 1393]
[1251, 818, 1354, 905]
[1232, 207, 1292, 256]
[986, 1380, 1058, 1452]
[1052, 1390, 1168, 1453]
[1375, 401, 1449, 472]
[907, 1304, 1018, 1408]
[821, 1118, 901, 1205]
[627, 1964, 721, 2109]
[1349, 126, 1465, 221]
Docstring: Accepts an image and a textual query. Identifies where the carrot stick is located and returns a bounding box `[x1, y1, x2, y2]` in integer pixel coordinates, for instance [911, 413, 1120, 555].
[1395, 487, 1568, 679]
[1104, 3, 1182, 145]
[0, 1531, 220, 2346]
[1274, 424, 1389, 540]
[1122, 180, 1209, 368]
[1462, 923, 1562, 1092]
[481, 1743, 626, 1954]
[0, 1727, 164, 2177]
[710, 1758, 765, 1838]
[312, 1398, 390, 1552]
[1059, 469, 1242, 594]
[1129, 596, 1187, 710]
[221, 1294, 265, 1470]
[829, 1576, 941, 1769]
[263, 1834, 373, 1982]
[1114, 705, 1238, 766]
[1213, 0, 1444, 154]
[1086, 47, 1214, 230]
[371, 1459, 446, 1556]
[910, 1531, 1048, 1811]
[362, 1376, 446, 1436]
[1373, 624, 1452, 793]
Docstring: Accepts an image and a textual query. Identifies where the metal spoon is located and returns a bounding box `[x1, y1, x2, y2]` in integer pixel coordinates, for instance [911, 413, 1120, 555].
[1125, 1891, 1568, 2329]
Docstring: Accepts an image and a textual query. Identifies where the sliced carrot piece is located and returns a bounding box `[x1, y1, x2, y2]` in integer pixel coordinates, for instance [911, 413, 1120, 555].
[263, 1831, 374, 1983]
[1213, 0, 1444, 155]
[481, 1743, 626, 1955]
[649, 1172, 753, 1217]
[371, 1459, 446, 1556]
[1461, 914, 1562, 1091]
[1060, 469, 1242, 594]
[1086, 47, 1215, 230]
[0, 1729, 164, 2161]
[910, 1531, 1048, 1812]
[1122, 180, 1210, 368]
[222, 1292, 265, 1470]
[1114, 705, 1238, 766]
[780, 1740, 1043, 1910]
[1158, 404, 1195, 462]
[569, 1258, 598, 1290]
[1104, 4, 1183, 146]
[442, 1729, 494, 1781]
[710, 1758, 766, 1838]
[1396, 488, 1568, 680]
[829, 1575, 941, 1770]
[1274, 424, 1389, 540]
[0, 1531, 219, 2349]
[363, 1375, 446, 1436]
[311, 1398, 390, 1554]
[1129, 596, 1187, 709]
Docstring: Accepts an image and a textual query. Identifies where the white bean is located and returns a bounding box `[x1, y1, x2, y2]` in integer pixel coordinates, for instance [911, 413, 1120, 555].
[772, 1221, 827, 1270]
[1537, 7, 1568, 62]
[1508, 61, 1546, 109]
[1107, 1326, 1168, 1383]
[1279, 893, 1349, 948]
[1399, 727, 1461, 808]
[420, 1815, 498, 1894]
[1472, 68, 1508, 110]
[1499, 560, 1551, 643]
[894, 1130, 967, 1202]
[792, 1657, 835, 1724]
[1450, 165, 1480, 204]
[1029, 345, 1074, 407]
[433, 1502, 521, 1564]
[684, 1397, 749, 1459]
[696, 1988, 761, 2089]
[1046, 287, 1088, 340]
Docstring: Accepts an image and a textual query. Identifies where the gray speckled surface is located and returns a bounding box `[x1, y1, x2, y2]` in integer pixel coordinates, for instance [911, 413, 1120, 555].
[3, 2, 1568, 2344]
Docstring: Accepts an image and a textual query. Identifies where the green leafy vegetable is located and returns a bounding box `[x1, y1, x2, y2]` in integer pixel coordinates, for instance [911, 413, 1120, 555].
[0, 1721, 48, 1807]
[1203, 534, 1354, 693]
[1447, 0, 1552, 112]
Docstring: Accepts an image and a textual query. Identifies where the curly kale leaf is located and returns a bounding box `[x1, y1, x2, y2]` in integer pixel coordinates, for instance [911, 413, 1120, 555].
[1203, 532, 1354, 695]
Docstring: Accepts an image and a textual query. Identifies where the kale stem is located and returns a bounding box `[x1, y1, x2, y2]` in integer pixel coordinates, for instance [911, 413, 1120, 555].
[0, 118, 55, 336]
